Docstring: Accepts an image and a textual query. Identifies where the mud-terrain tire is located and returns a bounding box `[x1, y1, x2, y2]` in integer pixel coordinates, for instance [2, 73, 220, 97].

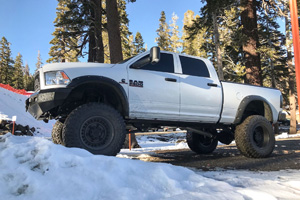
[186, 131, 218, 154]
[62, 103, 126, 156]
[52, 120, 64, 145]
[235, 115, 275, 158]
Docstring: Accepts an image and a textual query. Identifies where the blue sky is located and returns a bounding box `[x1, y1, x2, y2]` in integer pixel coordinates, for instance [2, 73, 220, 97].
[0, 0, 203, 74]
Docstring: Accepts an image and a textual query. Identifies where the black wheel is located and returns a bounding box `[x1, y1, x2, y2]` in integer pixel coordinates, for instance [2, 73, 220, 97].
[235, 115, 275, 158]
[52, 120, 64, 145]
[186, 131, 218, 154]
[62, 103, 126, 156]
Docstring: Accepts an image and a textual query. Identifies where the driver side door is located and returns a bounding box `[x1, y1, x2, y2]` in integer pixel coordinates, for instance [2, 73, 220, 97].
[127, 53, 180, 121]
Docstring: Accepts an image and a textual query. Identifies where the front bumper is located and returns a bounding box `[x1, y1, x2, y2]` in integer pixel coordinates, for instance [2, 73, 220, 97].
[26, 88, 72, 120]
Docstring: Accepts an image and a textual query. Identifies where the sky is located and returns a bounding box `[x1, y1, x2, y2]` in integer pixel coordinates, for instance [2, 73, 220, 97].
[0, 0, 203, 74]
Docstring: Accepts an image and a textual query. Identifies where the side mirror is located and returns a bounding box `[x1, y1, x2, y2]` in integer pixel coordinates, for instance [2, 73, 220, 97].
[150, 46, 160, 65]
[130, 46, 161, 69]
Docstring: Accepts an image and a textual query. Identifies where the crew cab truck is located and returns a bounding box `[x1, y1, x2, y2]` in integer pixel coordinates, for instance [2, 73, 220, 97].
[26, 47, 283, 158]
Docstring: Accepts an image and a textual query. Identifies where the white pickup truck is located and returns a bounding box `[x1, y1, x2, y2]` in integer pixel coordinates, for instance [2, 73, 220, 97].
[26, 47, 283, 158]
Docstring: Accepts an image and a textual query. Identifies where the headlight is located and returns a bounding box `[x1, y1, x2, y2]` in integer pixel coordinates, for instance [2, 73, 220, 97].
[45, 71, 70, 86]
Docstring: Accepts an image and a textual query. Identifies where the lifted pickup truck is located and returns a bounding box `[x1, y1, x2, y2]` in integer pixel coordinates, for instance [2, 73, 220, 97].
[26, 47, 282, 158]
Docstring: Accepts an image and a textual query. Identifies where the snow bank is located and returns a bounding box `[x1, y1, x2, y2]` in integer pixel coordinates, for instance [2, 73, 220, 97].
[1, 134, 300, 200]
[0, 87, 54, 137]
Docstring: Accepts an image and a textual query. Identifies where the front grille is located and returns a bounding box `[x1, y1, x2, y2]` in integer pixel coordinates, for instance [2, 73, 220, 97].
[34, 73, 40, 92]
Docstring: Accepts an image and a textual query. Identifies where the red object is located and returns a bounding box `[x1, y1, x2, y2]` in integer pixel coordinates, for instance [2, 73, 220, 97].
[0, 83, 33, 96]
[289, 0, 300, 110]
[129, 130, 132, 151]
[12, 121, 15, 135]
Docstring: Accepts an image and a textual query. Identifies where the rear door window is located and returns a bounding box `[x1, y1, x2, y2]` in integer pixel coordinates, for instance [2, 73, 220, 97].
[179, 56, 210, 77]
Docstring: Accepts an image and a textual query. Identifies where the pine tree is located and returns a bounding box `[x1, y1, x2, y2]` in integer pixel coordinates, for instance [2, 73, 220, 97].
[0, 37, 14, 85]
[155, 11, 171, 51]
[36, 50, 43, 72]
[257, 4, 287, 88]
[117, 0, 134, 60]
[133, 32, 145, 55]
[23, 62, 34, 91]
[182, 10, 199, 56]
[185, 1, 241, 81]
[12, 53, 24, 89]
[47, 0, 79, 63]
[169, 13, 181, 53]
[49, 0, 103, 63]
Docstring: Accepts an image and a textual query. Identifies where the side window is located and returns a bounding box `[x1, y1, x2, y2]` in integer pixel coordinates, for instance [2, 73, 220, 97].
[134, 53, 174, 73]
[179, 56, 210, 78]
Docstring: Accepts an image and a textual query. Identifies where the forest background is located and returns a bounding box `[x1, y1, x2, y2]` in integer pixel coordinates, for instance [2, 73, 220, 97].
[0, 0, 299, 133]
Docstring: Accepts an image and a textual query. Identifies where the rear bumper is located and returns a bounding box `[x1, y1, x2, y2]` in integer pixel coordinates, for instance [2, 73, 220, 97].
[26, 88, 72, 120]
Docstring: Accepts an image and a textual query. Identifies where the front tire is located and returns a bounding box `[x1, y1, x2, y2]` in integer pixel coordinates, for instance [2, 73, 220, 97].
[62, 103, 126, 156]
[52, 120, 64, 145]
[186, 131, 218, 154]
[235, 115, 275, 158]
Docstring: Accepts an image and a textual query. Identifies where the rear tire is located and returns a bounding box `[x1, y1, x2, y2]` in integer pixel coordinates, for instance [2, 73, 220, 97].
[62, 103, 126, 156]
[235, 115, 275, 158]
[52, 120, 64, 145]
[186, 131, 218, 154]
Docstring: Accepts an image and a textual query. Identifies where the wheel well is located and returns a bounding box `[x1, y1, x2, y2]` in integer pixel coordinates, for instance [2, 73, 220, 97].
[59, 82, 128, 118]
[234, 97, 273, 124]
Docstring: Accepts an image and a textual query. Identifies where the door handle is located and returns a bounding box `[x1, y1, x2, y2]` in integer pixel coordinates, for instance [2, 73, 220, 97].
[207, 83, 218, 87]
[165, 78, 177, 82]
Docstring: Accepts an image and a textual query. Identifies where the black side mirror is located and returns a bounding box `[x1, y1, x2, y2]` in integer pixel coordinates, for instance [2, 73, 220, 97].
[150, 46, 160, 65]
[130, 46, 161, 69]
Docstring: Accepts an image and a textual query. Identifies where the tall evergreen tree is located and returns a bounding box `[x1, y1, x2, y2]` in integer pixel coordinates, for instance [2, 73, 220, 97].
[23, 62, 33, 91]
[36, 50, 43, 72]
[0, 37, 14, 85]
[257, 3, 286, 88]
[133, 32, 145, 55]
[12, 53, 24, 89]
[155, 11, 171, 51]
[49, 0, 103, 63]
[169, 13, 181, 53]
[118, 0, 133, 60]
[47, 0, 79, 63]
[182, 10, 201, 56]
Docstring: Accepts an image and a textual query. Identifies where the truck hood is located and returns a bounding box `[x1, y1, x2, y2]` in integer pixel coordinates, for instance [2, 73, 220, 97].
[41, 62, 115, 73]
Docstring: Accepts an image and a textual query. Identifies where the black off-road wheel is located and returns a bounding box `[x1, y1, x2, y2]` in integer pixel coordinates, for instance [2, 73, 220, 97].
[186, 131, 218, 154]
[62, 103, 126, 156]
[235, 115, 275, 158]
[52, 120, 64, 145]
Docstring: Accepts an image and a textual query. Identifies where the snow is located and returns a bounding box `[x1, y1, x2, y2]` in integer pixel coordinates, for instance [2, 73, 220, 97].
[0, 134, 300, 200]
[0, 87, 54, 136]
[1, 86, 300, 200]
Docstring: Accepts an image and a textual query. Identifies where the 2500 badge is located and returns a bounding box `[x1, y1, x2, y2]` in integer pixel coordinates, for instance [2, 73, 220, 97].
[129, 80, 143, 88]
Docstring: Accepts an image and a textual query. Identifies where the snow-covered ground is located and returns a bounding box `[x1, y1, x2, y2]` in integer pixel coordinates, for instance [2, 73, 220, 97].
[1, 87, 300, 200]
[0, 87, 54, 136]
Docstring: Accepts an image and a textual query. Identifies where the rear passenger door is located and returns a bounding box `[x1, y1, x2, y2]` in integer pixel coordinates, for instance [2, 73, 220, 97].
[179, 55, 222, 122]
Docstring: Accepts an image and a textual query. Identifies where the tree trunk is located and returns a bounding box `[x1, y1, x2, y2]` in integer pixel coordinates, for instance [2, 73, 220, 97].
[241, 0, 262, 86]
[106, 0, 123, 63]
[285, 14, 297, 134]
[88, 4, 96, 63]
[212, 12, 224, 81]
[92, 0, 104, 63]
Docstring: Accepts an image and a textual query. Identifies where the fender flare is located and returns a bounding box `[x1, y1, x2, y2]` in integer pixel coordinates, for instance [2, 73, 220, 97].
[233, 95, 273, 124]
[66, 75, 129, 117]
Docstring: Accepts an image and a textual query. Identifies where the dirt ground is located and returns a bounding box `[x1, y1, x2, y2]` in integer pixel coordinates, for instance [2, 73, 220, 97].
[142, 136, 300, 171]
